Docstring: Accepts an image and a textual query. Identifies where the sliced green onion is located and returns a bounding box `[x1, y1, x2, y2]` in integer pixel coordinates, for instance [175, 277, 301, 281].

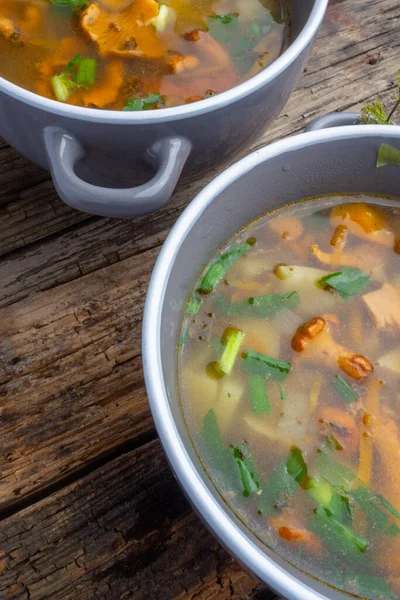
[51, 75, 74, 102]
[286, 447, 307, 484]
[242, 350, 291, 382]
[279, 386, 287, 400]
[258, 461, 298, 516]
[216, 327, 244, 375]
[317, 267, 371, 300]
[123, 93, 164, 112]
[377, 494, 400, 521]
[233, 445, 260, 497]
[248, 375, 270, 414]
[331, 375, 358, 404]
[186, 293, 201, 315]
[377, 143, 400, 167]
[51, 0, 88, 7]
[63, 54, 82, 73]
[306, 477, 333, 507]
[76, 58, 97, 86]
[198, 241, 254, 295]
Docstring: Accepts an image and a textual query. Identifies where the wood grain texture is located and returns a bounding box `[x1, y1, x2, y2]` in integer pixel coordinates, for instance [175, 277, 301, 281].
[0, 0, 399, 597]
[0, 440, 279, 600]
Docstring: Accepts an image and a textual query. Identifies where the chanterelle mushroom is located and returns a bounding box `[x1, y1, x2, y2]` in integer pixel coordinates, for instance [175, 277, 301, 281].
[81, 0, 164, 58]
[0, 17, 21, 41]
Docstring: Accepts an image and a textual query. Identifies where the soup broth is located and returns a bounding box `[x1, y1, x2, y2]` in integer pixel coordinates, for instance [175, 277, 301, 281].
[178, 195, 400, 599]
[0, 0, 289, 109]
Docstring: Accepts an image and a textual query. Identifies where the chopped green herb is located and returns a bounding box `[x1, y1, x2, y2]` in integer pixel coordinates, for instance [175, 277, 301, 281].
[203, 409, 238, 490]
[377, 493, 400, 521]
[258, 461, 298, 516]
[328, 493, 353, 525]
[63, 54, 83, 73]
[325, 433, 344, 452]
[286, 447, 307, 484]
[310, 509, 367, 564]
[248, 291, 300, 317]
[214, 290, 299, 318]
[123, 93, 165, 112]
[316, 449, 355, 489]
[233, 445, 260, 497]
[314, 506, 368, 553]
[198, 241, 254, 294]
[317, 451, 400, 536]
[317, 267, 371, 300]
[209, 12, 239, 25]
[177, 329, 189, 347]
[248, 375, 270, 414]
[331, 375, 358, 404]
[216, 328, 244, 376]
[350, 484, 400, 537]
[51, 0, 87, 6]
[242, 350, 291, 382]
[279, 386, 287, 400]
[377, 143, 400, 167]
[76, 58, 96, 86]
[186, 293, 201, 315]
[360, 100, 391, 125]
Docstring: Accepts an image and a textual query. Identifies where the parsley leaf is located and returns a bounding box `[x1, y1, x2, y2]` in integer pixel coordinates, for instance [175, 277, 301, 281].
[317, 267, 371, 300]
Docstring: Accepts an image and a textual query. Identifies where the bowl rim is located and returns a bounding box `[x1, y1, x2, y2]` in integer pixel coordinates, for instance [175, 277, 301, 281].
[0, 0, 328, 124]
[143, 124, 400, 600]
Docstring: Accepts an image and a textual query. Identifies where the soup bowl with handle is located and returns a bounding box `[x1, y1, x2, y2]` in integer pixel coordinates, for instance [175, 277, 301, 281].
[0, 0, 327, 218]
[143, 114, 400, 600]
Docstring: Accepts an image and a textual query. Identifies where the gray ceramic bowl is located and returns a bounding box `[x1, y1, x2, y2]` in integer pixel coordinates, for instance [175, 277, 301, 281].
[143, 114, 400, 600]
[0, 0, 327, 218]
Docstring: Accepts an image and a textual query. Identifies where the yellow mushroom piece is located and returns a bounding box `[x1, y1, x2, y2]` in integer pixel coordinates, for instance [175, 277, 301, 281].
[82, 61, 124, 108]
[80, 0, 165, 58]
[330, 202, 394, 247]
[0, 17, 20, 40]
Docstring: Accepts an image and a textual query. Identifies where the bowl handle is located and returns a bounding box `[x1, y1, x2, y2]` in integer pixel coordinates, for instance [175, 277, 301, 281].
[43, 126, 192, 218]
[305, 112, 359, 132]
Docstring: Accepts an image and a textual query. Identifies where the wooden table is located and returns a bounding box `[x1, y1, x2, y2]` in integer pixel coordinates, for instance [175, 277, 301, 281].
[0, 1, 399, 598]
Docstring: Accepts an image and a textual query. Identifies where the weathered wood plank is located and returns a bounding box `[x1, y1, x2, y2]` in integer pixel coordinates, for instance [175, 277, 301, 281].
[1, 0, 399, 307]
[0, 440, 279, 600]
[0, 251, 157, 505]
[0, 181, 91, 257]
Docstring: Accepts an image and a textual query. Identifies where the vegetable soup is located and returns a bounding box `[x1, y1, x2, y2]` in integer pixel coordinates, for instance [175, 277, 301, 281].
[0, 0, 290, 109]
[178, 196, 400, 599]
